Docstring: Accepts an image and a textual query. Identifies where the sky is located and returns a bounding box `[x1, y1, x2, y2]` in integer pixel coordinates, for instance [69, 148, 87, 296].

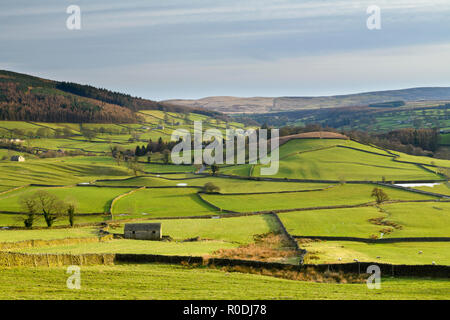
[1, 0, 450, 100]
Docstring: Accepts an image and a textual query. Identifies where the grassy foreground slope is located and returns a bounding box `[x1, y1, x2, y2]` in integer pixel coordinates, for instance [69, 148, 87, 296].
[1, 264, 448, 300]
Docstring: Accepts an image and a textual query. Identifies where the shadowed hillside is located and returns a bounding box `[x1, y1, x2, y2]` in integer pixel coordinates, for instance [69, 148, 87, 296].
[0, 70, 221, 123]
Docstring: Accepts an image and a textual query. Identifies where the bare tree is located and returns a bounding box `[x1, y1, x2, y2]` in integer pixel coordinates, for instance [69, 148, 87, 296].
[67, 204, 76, 227]
[127, 158, 144, 176]
[34, 190, 66, 227]
[20, 197, 39, 228]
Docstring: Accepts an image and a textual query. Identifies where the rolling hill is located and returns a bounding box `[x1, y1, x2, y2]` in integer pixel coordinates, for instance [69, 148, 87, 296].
[164, 87, 450, 114]
[0, 70, 221, 123]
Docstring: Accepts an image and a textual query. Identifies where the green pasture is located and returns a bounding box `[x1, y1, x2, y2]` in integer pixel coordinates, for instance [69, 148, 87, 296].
[111, 214, 277, 244]
[254, 146, 441, 181]
[0, 227, 98, 243]
[440, 133, 450, 145]
[202, 184, 436, 213]
[391, 151, 450, 168]
[378, 202, 450, 238]
[0, 156, 131, 187]
[96, 175, 334, 193]
[279, 207, 384, 238]
[0, 264, 448, 299]
[0, 186, 133, 213]
[0, 149, 35, 160]
[302, 241, 450, 265]
[279, 201, 450, 238]
[0, 212, 109, 228]
[413, 183, 450, 196]
[277, 139, 346, 158]
[112, 188, 218, 218]
[220, 164, 253, 176]
[18, 239, 237, 256]
[0, 121, 42, 132]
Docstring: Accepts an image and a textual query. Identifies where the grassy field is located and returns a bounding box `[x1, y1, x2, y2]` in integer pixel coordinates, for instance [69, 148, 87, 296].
[0, 186, 133, 213]
[96, 175, 334, 193]
[18, 239, 238, 256]
[390, 151, 450, 168]
[302, 241, 450, 265]
[0, 227, 98, 242]
[0, 212, 108, 228]
[0, 156, 132, 187]
[254, 146, 441, 181]
[0, 264, 448, 299]
[110, 215, 278, 244]
[440, 133, 450, 145]
[1, 118, 449, 300]
[279, 202, 450, 239]
[378, 202, 450, 238]
[413, 183, 450, 196]
[279, 207, 385, 238]
[112, 188, 218, 218]
[202, 184, 437, 213]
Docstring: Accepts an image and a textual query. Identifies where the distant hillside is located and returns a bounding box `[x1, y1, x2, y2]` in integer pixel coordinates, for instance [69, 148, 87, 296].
[164, 87, 450, 114]
[0, 70, 220, 123]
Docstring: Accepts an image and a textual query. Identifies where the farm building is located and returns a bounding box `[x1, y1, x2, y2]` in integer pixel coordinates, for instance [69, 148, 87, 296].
[10, 155, 25, 162]
[124, 223, 162, 240]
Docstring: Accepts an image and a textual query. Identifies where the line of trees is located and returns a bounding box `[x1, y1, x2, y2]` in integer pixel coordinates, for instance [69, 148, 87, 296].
[20, 190, 77, 228]
[0, 82, 137, 123]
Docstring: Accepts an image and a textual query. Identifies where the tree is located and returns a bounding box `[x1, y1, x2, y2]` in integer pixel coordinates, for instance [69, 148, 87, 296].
[203, 182, 220, 193]
[127, 158, 144, 176]
[371, 187, 389, 204]
[67, 204, 75, 227]
[20, 197, 38, 229]
[162, 149, 171, 164]
[36, 127, 51, 138]
[157, 137, 164, 152]
[23, 213, 36, 229]
[35, 190, 65, 227]
[211, 164, 219, 176]
[135, 146, 141, 157]
[21, 191, 65, 227]
[81, 128, 97, 141]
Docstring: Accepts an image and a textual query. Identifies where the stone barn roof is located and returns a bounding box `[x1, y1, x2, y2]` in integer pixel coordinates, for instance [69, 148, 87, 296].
[10, 155, 25, 161]
[124, 223, 161, 232]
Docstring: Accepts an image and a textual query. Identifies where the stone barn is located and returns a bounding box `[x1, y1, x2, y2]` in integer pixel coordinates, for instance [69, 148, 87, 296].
[10, 155, 25, 162]
[124, 223, 162, 240]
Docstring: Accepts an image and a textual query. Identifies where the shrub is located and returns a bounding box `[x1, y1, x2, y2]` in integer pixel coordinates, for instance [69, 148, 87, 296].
[203, 182, 220, 193]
